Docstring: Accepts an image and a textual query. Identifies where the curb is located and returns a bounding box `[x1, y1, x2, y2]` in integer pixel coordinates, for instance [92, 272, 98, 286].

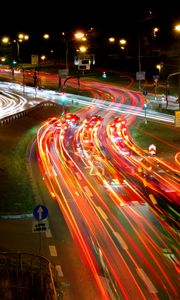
[0, 213, 33, 220]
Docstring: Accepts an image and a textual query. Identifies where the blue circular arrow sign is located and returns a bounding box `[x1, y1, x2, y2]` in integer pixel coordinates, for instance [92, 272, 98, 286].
[33, 204, 48, 221]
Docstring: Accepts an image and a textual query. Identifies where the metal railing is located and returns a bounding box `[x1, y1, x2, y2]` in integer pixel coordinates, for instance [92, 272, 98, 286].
[0, 251, 60, 300]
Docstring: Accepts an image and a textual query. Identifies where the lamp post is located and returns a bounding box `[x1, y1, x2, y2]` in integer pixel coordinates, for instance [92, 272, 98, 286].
[15, 33, 29, 62]
[62, 31, 85, 72]
[156, 63, 163, 79]
[2, 33, 29, 63]
[2, 36, 15, 79]
[138, 38, 142, 91]
[166, 25, 180, 109]
[174, 24, 180, 108]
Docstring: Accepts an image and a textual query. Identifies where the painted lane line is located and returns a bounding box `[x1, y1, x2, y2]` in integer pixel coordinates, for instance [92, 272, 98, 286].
[75, 172, 82, 180]
[137, 268, 158, 294]
[49, 245, 57, 256]
[56, 265, 64, 277]
[84, 186, 93, 197]
[113, 232, 128, 250]
[46, 229, 52, 238]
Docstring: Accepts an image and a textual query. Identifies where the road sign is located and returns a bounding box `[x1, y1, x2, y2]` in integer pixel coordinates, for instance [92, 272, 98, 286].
[31, 55, 39, 65]
[153, 75, 159, 82]
[33, 204, 48, 221]
[32, 220, 49, 233]
[149, 144, 156, 155]
[58, 68, 69, 77]
[175, 111, 180, 127]
[136, 71, 145, 80]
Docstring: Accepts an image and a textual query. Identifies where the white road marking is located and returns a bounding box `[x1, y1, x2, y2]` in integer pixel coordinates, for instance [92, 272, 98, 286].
[46, 229, 52, 238]
[56, 265, 64, 277]
[49, 245, 57, 256]
[97, 206, 108, 220]
[84, 186, 93, 197]
[113, 232, 128, 250]
[137, 268, 158, 294]
[75, 172, 82, 180]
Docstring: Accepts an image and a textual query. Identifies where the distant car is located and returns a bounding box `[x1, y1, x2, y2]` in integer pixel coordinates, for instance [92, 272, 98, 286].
[64, 113, 80, 126]
[113, 116, 127, 129]
[83, 115, 103, 128]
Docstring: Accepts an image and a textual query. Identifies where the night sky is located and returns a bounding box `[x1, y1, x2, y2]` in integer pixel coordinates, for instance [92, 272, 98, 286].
[0, 1, 179, 36]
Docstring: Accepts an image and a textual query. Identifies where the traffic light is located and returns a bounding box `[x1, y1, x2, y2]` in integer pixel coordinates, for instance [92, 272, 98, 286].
[60, 92, 67, 103]
[102, 71, 107, 78]
[143, 89, 148, 96]
[60, 92, 67, 115]
[12, 60, 17, 66]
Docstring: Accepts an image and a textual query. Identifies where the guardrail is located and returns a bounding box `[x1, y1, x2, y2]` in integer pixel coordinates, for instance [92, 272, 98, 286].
[0, 251, 61, 300]
[0, 101, 61, 126]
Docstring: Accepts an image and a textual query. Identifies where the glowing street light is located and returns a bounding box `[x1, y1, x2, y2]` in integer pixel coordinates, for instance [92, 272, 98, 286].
[119, 39, 127, 45]
[17, 34, 29, 41]
[2, 34, 29, 63]
[153, 27, 159, 37]
[79, 46, 87, 53]
[74, 32, 85, 40]
[108, 37, 115, 43]
[2, 37, 9, 44]
[63, 30, 85, 71]
[156, 63, 163, 78]
[174, 24, 180, 32]
[40, 55, 46, 62]
[119, 39, 127, 51]
[43, 33, 50, 39]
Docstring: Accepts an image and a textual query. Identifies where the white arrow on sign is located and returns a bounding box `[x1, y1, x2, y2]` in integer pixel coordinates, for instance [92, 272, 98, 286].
[37, 206, 44, 220]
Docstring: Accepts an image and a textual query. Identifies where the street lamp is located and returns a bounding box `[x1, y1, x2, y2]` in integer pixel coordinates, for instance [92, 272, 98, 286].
[43, 33, 50, 40]
[138, 37, 142, 91]
[166, 24, 180, 109]
[16, 33, 29, 62]
[2, 34, 29, 62]
[62, 31, 85, 72]
[108, 37, 115, 43]
[2, 37, 9, 44]
[153, 27, 159, 37]
[156, 63, 163, 78]
[119, 39, 127, 50]
[78, 46, 87, 53]
[174, 24, 180, 108]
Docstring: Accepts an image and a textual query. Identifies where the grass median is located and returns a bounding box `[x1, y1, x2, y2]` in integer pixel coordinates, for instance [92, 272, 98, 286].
[130, 119, 180, 162]
[0, 106, 72, 215]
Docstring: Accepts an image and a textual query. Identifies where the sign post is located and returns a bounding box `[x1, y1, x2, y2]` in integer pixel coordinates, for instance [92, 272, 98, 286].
[32, 204, 49, 232]
[31, 55, 39, 66]
[32, 204, 49, 255]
